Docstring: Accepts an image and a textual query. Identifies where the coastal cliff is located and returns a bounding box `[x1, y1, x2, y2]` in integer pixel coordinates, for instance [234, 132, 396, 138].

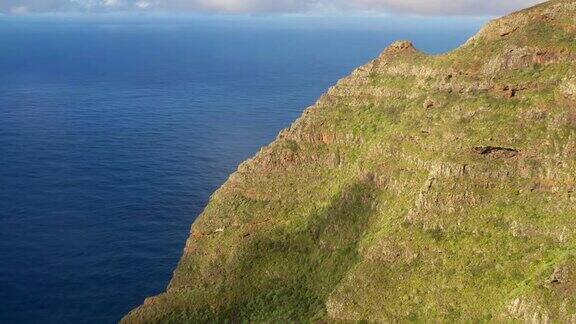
[124, 0, 576, 321]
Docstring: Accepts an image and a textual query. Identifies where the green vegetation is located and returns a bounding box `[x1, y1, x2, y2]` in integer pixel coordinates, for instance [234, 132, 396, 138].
[123, 0, 576, 322]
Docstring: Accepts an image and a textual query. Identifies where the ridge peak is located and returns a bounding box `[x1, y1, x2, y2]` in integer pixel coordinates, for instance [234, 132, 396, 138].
[384, 40, 416, 53]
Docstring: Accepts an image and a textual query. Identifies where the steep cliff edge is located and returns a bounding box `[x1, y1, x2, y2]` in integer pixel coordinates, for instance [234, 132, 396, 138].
[124, 1, 576, 322]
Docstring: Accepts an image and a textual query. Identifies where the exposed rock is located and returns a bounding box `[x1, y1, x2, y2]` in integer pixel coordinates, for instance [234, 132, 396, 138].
[500, 26, 519, 37]
[380, 40, 417, 56]
[327, 152, 341, 168]
[423, 98, 435, 109]
[550, 265, 568, 284]
[473, 146, 519, 158]
[466, 12, 529, 45]
[562, 76, 576, 99]
[481, 46, 560, 75]
[506, 297, 551, 323]
[492, 84, 528, 98]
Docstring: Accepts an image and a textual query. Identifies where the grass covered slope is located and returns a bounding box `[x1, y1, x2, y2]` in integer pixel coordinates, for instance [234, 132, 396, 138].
[124, 1, 576, 322]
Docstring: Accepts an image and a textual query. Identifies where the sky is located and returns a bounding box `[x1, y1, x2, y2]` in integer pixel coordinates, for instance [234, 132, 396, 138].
[0, 0, 546, 16]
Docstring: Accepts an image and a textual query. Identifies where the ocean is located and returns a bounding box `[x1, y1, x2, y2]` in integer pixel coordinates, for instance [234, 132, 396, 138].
[0, 15, 484, 323]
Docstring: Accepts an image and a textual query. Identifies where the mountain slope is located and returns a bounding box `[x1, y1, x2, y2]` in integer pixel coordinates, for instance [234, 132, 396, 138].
[123, 0, 576, 321]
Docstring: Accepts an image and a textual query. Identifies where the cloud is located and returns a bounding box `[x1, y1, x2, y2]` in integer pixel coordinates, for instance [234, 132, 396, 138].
[10, 6, 30, 14]
[341, 0, 545, 15]
[0, 0, 546, 15]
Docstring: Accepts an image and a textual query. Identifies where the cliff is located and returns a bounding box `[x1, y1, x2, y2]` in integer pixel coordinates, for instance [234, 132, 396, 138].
[123, 0, 576, 321]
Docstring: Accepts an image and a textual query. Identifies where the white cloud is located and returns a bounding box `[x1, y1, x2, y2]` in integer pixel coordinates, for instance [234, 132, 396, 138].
[341, 0, 545, 15]
[103, 0, 120, 7]
[10, 5, 29, 14]
[135, 0, 151, 9]
[0, 0, 546, 15]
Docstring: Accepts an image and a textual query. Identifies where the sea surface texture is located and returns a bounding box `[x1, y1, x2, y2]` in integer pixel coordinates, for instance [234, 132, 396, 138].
[0, 16, 482, 323]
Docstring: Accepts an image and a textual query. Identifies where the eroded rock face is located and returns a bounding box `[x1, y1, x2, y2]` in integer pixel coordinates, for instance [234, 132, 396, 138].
[123, 1, 576, 322]
[482, 46, 563, 75]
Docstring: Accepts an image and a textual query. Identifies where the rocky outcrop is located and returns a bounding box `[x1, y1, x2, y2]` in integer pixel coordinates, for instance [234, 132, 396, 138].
[473, 146, 519, 158]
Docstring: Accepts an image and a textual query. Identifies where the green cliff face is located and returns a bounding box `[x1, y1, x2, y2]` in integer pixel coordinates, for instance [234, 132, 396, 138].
[124, 1, 576, 322]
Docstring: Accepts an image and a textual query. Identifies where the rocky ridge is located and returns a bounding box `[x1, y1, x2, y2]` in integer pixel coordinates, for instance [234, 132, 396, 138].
[124, 0, 576, 322]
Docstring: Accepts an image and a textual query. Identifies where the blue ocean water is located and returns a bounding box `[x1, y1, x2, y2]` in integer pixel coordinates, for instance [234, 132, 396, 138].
[0, 16, 484, 323]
